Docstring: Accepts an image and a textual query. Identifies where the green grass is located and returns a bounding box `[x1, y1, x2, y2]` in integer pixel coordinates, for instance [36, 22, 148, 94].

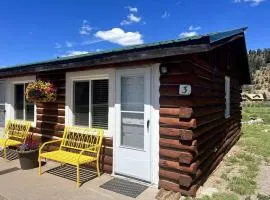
[198, 193, 239, 200]
[228, 177, 257, 195]
[219, 123, 270, 195]
[223, 151, 259, 195]
[242, 103, 270, 123]
[240, 125, 270, 159]
[197, 104, 270, 199]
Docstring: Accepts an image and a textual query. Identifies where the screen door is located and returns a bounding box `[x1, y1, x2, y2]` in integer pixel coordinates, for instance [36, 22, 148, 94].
[115, 68, 151, 182]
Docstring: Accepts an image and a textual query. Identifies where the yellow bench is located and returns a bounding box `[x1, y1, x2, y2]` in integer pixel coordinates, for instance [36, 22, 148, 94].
[0, 120, 31, 159]
[38, 126, 104, 187]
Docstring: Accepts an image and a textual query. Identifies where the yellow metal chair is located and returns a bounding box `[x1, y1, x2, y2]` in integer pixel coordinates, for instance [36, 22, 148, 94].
[39, 126, 104, 187]
[0, 120, 31, 159]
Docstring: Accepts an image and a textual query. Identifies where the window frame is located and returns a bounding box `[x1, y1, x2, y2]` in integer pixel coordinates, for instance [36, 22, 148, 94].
[6, 76, 36, 127]
[14, 83, 35, 122]
[72, 78, 109, 129]
[225, 76, 230, 119]
[66, 69, 114, 136]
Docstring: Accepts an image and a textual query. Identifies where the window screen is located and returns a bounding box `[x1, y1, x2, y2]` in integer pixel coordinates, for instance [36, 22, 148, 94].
[14, 83, 35, 121]
[92, 79, 109, 129]
[225, 76, 230, 118]
[73, 81, 89, 126]
[73, 79, 109, 129]
[15, 84, 24, 120]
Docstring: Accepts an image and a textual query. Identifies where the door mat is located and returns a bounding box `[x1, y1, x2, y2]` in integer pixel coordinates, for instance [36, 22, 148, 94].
[100, 178, 148, 198]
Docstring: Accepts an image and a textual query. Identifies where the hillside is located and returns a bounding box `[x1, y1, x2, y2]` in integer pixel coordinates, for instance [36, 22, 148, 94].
[242, 49, 270, 98]
[248, 48, 270, 75]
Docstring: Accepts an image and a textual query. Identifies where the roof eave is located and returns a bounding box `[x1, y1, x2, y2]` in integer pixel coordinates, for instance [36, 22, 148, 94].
[0, 43, 210, 78]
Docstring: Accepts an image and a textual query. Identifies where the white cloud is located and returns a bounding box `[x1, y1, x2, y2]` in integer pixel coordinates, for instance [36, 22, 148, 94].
[127, 6, 138, 12]
[55, 43, 62, 49]
[81, 39, 102, 46]
[179, 31, 198, 38]
[121, 20, 130, 26]
[121, 6, 142, 25]
[161, 11, 170, 19]
[121, 13, 142, 25]
[179, 25, 202, 38]
[79, 20, 93, 35]
[189, 25, 201, 31]
[128, 13, 141, 22]
[233, 0, 265, 6]
[96, 49, 103, 52]
[61, 50, 89, 57]
[95, 28, 143, 46]
[65, 41, 74, 48]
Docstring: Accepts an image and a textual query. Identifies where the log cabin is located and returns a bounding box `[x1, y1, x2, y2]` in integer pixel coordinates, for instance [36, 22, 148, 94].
[0, 27, 250, 196]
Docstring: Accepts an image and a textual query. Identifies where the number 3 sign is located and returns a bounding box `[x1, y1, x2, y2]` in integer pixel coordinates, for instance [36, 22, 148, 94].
[179, 85, 192, 96]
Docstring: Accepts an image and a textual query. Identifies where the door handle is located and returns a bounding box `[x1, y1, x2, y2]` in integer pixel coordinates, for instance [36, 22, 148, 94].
[147, 120, 150, 131]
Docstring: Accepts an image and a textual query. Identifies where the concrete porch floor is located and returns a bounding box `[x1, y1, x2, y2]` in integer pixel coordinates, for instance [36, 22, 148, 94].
[0, 153, 158, 200]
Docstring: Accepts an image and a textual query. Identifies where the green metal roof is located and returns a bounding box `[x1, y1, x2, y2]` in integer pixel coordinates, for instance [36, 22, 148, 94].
[0, 27, 247, 71]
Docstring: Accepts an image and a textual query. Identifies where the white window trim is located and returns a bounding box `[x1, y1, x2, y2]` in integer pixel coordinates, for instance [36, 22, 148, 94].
[0, 80, 7, 129]
[66, 68, 116, 137]
[150, 64, 160, 186]
[225, 76, 230, 119]
[6, 76, 37, 127]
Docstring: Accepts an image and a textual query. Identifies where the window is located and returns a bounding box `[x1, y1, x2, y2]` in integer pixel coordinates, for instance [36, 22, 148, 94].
[74, 81, 89, 126]
[14, 84, 35, 121]
[225, 76, 230, 118]
[73, 79, 109, 129]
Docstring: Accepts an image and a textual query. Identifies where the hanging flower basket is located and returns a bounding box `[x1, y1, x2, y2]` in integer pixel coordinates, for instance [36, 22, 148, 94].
[25, 81, 57, 103]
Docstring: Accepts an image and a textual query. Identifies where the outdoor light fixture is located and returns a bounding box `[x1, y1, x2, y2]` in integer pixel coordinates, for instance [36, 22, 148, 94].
[160, 65, 168, 74]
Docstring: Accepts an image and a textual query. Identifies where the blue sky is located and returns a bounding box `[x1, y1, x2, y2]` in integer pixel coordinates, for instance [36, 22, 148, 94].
[0, 0, 269, 67]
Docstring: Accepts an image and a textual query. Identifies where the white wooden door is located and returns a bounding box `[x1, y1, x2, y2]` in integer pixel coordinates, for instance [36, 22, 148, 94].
[115, 68, 151, 182]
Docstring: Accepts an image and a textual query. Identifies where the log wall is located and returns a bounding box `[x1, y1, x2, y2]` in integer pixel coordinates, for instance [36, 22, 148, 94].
[2, 36, 246, 196]
[158, 42, 243, 196]
[32, 70, 113, 173]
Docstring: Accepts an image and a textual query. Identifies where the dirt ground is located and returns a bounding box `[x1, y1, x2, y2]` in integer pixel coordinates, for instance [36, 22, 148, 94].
[258, 165, 270, 196]
[196, 146, 240, 198]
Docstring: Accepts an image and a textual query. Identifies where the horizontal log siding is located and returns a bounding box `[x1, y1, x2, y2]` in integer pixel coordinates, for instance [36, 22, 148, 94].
[5, 39, 245, 196]
[159, 43, 242, 196]
[32, 70, 113, 173]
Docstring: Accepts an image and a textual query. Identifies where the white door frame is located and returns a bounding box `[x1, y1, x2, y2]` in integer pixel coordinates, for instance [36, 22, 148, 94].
[112, 64, 160, 186]
[0, 80, 6, 129]
[115, 67, 151, 182]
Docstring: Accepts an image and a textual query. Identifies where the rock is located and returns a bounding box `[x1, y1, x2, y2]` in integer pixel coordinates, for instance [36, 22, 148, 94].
[242, 118, 264, 125]
[197, 187, 218, 198]
[257, 193, 270, 200]
[156, 189, 181, 200]
[250, 195, 258, 200]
